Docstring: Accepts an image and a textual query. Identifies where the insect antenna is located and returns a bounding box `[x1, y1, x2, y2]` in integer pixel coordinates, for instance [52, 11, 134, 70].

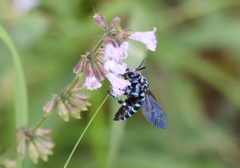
[136, 58, 146, 71]
[138, 67, 146, 71]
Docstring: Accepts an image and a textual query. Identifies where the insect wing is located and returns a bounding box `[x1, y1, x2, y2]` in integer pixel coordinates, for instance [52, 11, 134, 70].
[141, 92, 167, 128]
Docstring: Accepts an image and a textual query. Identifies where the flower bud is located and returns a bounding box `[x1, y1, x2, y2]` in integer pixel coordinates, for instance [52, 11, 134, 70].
[79, 104, 88, 111]
[68, 103, 81, 119]
[38, 137, 55, 149]
[74, 79, 84, 88]
[96, 60, 109, 74]
[111, 39, 119, 47]
[104, 34, 112, 44]
[72, 79, 85, 92]
[110, 16, 121, 29]
[68, 96, 85, 106]
[3, 159, 16, 168]
[71, 92, 91, 100]
[34, 139, 49, 156]
[40, 155, 48, 162]
[43, 95, 57, 116]
[73, 56, 87, 74]
[85, 62, 95, 77]
[94, 13, 107, 30]
[85, 101, 91, 106]
[15, 127, 54, 163]
[57, 100, 69, 122]
[17, 137, 26, 156]
[116, 33, 126, 43]
[35, 128, 52, 138]
[97, 49, 104, 57]
[122, 29, 134, 37]
[71, 112, 81, 119]
[93, 63, 105, 82]
[28, 141, 39, 164]
[96, 54, 104, 63]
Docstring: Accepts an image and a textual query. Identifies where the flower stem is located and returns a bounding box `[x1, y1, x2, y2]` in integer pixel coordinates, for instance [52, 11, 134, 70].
[29, 116, 48, 134]
[88, 38, 104, 59]
[29, 76, 81, 135]
[62, 76, 80, 99]
[63, 94, 109, 168]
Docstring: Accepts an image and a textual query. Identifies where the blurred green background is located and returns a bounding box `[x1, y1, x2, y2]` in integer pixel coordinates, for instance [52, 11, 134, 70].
[1, 0, 240, 168]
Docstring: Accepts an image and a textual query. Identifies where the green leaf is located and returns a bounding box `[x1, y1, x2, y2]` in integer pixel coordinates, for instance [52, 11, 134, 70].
[0, 25, 28, 167]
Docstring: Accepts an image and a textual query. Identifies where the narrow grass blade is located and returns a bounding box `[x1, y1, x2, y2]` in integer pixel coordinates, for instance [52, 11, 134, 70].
[0, 25, 28, 167]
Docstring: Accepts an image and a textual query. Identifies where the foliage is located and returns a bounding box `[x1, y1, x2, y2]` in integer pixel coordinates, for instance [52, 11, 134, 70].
[0, 0, 240, 168]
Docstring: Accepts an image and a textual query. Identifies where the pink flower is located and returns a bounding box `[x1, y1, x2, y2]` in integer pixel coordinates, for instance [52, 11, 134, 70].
[85, 76, 102, 90]
[111, 62, 127, 76]
[119, 42, 129, 59]
[129, 27, 157, 51]
[103, 42, 129, 75]
[105, 73, 131, 97]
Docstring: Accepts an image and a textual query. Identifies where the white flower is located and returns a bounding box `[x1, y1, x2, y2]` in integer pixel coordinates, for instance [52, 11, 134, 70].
[13, 0, 40, 12]
[85, 76, 102, 90]
[129, 27, 157, 51]
[104, 44, 122, 71]
[103, 43, 129, 75]
[111, 62, 127, 76]
[105, 73, 131, 97]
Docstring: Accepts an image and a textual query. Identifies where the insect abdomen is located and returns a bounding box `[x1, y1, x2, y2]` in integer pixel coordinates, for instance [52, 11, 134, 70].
[113, 99, 141, 121]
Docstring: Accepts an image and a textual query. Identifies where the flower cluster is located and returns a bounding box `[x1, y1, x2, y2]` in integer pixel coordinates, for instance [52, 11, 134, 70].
[73, 53, 107, 90]
[73, 13, 157, 97]
[15, 128, 54, 164]
[43, 79, 91, 121]
[0, 159, 16, 168]
[0, 13, 158, 168]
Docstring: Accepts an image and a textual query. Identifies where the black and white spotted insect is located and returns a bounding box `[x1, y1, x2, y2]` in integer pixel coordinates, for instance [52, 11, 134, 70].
[108, 59, 167, 128]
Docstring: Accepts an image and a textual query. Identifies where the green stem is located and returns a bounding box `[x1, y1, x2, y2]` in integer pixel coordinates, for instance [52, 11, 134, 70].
[0, 24, 104, 166]
[29, 116, 48, 135]
[29, 75, 81, 135]
[62, 76, 80, 99]
[0, 24, 28, 168]
[0, 68, 88, 165]
[63, 94, 109, 168]
[88, 38, 104, 59]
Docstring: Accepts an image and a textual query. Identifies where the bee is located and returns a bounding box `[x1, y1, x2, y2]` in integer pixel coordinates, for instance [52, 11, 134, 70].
[107, 59, 167, 128]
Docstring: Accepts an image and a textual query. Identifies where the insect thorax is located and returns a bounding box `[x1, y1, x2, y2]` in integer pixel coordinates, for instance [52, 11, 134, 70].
[123, 68, 149, 101]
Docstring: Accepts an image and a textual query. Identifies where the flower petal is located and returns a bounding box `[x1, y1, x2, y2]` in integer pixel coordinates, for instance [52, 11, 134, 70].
[129, 27, 157, 51]
[105, 73, 131, 96]
[120, 42, 129, 59]
[104, 43, 129, 75]
[85, 76, 102, 90]
[111, 63, 127, 76]
[103, 57, 118, 71]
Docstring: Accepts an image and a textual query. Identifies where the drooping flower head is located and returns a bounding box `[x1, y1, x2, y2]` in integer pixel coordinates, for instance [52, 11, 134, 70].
[15, 127, 54, 164]
[73, 14, 158, 97]
[43, 78, 91, 121]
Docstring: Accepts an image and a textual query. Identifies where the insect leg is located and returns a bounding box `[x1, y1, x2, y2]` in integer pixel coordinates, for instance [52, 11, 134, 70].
[107, 91, 127, 106]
